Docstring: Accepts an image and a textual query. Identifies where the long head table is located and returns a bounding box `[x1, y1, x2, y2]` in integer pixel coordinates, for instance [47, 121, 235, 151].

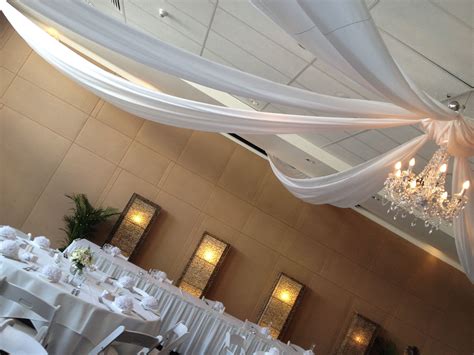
[0, 231, 300, 354]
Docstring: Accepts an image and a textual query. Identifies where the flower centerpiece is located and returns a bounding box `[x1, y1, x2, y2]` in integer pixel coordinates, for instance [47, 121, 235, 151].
[69, 247, 93, 275]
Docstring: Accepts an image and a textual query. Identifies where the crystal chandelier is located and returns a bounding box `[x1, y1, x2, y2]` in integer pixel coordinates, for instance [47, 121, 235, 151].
[383, 146, 470, 233]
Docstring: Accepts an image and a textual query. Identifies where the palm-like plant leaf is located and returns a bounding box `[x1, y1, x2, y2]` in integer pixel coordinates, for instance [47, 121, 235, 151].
[61, 194, 119, 248]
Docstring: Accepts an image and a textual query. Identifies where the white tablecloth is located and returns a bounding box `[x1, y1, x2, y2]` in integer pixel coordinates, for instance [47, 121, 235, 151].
[65, 239, 145, 280]
[1, 230, 299, 354]
[0, 236, 161, 355]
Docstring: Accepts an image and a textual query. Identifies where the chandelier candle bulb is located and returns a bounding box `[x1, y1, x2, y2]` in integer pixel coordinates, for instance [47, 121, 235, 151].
[460, 180, 470, 196]
[383, 146, 469, 230]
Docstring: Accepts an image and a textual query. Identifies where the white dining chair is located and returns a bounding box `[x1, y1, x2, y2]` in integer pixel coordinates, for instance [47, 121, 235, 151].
[88, 325, 161, 355]
[151, 321, 189, 354]
[220, 331, 247, 355]
[0, 276, 60, 346]
[0, 319, 47, 355]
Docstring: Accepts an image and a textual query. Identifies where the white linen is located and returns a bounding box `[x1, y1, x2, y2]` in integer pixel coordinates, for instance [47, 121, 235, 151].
[64, 239, 145, 279]
[16, 0, 421, 119]
[269, 135, 428, 207]
[251, 0, 458, 121]
[0, 233, 161, 355]
[453, 157, 474, 282]
[0, 2, 423, 135]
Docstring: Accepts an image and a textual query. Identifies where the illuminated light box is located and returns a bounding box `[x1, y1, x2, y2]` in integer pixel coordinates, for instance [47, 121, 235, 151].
[257, 273, 305, 339]
[337, 313, 379, 355]
[177, 233, 230, 298]
[106, 193, 161, 260]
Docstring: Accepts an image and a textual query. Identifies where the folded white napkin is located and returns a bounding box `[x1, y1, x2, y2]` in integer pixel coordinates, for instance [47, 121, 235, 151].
[212, 301, 225, 312]
[260, 327, 271, 336]
[0, 240, 20, 258]
[155, 271, 167, 280]
[266, 348, 280, 355]
[0, 226, 16, 240]
[117, 275, 135, 289]
[41, 265, 62, 283]
[110, 246, 121, 257]
[20, 251, 37, 263]
[141, 296, 158, 310]
[33, 236, 51, 249]
[113, 295, 134, 313]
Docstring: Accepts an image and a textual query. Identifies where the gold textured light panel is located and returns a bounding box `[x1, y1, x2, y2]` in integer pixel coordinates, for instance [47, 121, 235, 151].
[258, 273, 305, 339]
[107, 193, 160, 260]
[337, 313, 379, 355]
[178, 233, 230, 298]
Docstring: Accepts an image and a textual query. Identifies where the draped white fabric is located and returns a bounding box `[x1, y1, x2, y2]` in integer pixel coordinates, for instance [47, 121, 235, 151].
[269, 135, 429, 207]
[14, 0, 421, 119]
[2, 1, 474, 281]
[0, 1, 420, 134]
[453, 158, 474, 282]
[251, 0, 458, 121]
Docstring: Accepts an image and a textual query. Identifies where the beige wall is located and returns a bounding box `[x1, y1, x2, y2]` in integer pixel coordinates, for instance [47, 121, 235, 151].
[1, 20, 473, 354]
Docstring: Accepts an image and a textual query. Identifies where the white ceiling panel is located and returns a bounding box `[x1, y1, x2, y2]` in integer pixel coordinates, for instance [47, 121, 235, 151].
[217, 0, 314, 62]
[125, 2, 202, 54]
[311, 59, 385, 101]
[161, 0, 217, 27]
[356, 130, 400, 153]
[128, 0, 208, 46]
[211, 8, 309, 79]
[299, 133, 333, 147]
[372, 0, 473, 85]
[336, 137, 381, 160]
[380, 125, 424, 144]
[294, 65, 366, 99]
[205, 31, 290, 83]
[429, 0, 473, 29]
[325, 144, 365, 166]
[380, 32, 471, 100]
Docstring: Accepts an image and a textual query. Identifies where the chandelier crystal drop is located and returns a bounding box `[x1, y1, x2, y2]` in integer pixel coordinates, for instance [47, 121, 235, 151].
[383, 146, 470, 233]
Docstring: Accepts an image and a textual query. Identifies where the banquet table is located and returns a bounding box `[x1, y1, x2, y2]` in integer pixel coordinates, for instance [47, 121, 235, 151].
[0, 229, 299, 354]
[0, 234, 161, 354]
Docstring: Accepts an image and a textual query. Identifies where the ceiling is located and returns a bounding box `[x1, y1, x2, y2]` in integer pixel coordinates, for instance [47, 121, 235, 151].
[32, 0, 474, 267]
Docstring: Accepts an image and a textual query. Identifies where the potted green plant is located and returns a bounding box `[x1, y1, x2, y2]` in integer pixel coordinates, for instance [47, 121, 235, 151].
[61, 194, 118, 248]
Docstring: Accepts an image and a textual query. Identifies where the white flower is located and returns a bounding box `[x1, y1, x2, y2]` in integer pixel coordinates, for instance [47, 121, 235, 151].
[69, 247, 93, 268]
[141, 296, 158, 309]
[114, 295, 134, 312]
[33, 236, 50, 249]
[0, 240, 20, 258]
[117, 275, 135, 289]
[41, 265, 62, 283]
[0, 226, 16, 240]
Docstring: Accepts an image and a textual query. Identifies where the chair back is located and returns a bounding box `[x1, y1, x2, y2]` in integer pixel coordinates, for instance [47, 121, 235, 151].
[159, 321, 189, 354]
[88, 326, 161, 355]
[221, 332, 246, 355]
[0, 277, 60, 344]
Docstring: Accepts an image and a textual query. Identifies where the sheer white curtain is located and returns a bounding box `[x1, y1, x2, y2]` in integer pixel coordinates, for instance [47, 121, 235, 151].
[1, 1, 420, 134]
[269, 135, 429, 207]
[251, 0, 458, 121]
[15, 0, 420, 119]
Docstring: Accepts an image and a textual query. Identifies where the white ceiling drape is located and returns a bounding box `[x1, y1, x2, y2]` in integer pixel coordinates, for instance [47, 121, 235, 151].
[12, 0, 420, 119]
[251, 0, 458, 121]
[1, 0, 473, 281]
